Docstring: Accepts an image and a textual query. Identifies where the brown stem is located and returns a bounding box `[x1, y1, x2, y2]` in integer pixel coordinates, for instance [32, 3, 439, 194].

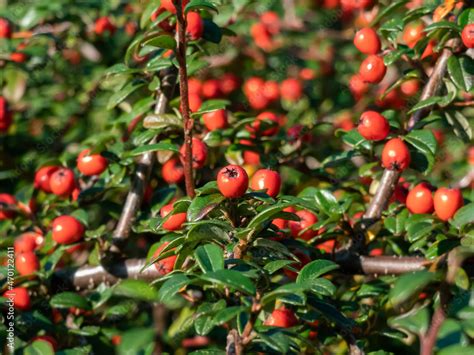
[111, 69, 176, 249]
[407, 38, 461, 131]
[226, 329, 243, 355]
[175, 0, 196, 198]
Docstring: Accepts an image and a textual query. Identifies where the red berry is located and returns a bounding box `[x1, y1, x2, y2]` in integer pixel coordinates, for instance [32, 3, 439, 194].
[251, 23, 274, 52]
[289, 210, 319, 240]
[433, 187, 463, 222]
[462, 24, 474, 48]
[111, 335, 122, 346]
[261, 11, 281, 35]
[250, 169, 281, 197]
[202, 109, 228, 131]
[161, 0, 189, 14]
[0, 193, 16, 220]
[217, 165, 249, 198]
[219, 73, 240, 94]
[10, 52, 27, 63]
[402, 22, 424, 48]
[317, 240, 335, 253]
[179, 138, 207, 169]
[31, 336, 58, 351]
[188, 78, 202, 95]
[272, 206, 296, 230]
[349, 74, 369, 100]
[0, 18, 12, 39]
[0, 96, 13, 133]
[381, 138, 411, 171]
[52, 215, 84, 244]
[359, 55, 386, 84]
[353, 27, 381, 55]
[248, 112, 280, 136]
[243, 77, 268, 110]
[358, 111, 390, 141]
[263, 80, 280, 101]
[185, 12, 203, 40]
[202, 79, 221, 99]
[342, 0, 374, 10]
[240, 140, 261, 165]
[280, 78, 303, 102]
[16, 252, 39, 276]
[400, 79, 420, 97]
[4, 287, 31, 311]
[406, 182, 434, 214]
[421, 40, 436, 60]
[14, 232, 44, 253]
[77, 149, 108, 176]
[265, 307, 298, 327]
[34, 166, 59, 193]
[95, 16, 116, 35]
[153, 242, 177, 275]
[188, 93, 202, 112]
[161, 203, 187, 231]
[162, 158, 184, 184]
[50, 168, 76, 196]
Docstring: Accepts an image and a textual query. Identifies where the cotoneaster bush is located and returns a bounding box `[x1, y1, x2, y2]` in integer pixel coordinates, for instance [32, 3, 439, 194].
[0, 1, 473, 354]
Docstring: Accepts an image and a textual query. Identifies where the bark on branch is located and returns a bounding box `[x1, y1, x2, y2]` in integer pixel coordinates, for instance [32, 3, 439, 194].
[53, 255, 428, 291]
[111, 69, 177, 249]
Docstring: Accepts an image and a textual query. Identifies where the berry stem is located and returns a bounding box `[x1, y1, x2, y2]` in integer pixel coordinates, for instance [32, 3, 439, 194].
[175, 0, 196, 198]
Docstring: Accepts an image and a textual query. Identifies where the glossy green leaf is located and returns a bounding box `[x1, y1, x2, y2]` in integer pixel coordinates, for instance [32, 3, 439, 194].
[297, 260, 339, 285]
[128, 142, 179, 156]
[114, 279, 159, 301]
[158, 274, 190, 302]
[405, 130, 437, 174]
[187, 193, 225, 221]
[200, 270, 256, 295]
[389, 271, 437, 307]
[50, 292, 91, 310]
[195, 244, 224, 272]
[452, 203, 474, 229]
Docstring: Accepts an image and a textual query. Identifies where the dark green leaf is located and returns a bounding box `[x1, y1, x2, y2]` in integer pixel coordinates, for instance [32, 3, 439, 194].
[451, 203, 474, 229]
[405, 130, 437, 174]
[50, 292, 91, 310]
[447, 56, 472, 91]
[187, 193, 225, 221]
[445, 111, 473, 143]
[158, 274, 190, 302]
[185, 0, 219, 13]
[195, 244, 224, 272]
[114, 279, 159, 301]
[389, 271, 437, 307]
[24, 340, 55, 355]
[128, 142, 179, 156]
[297, 260, 339, 285]
[107, 80, 147, 110]
[142, 34, 177, 50]
[200, 270, 256, 295]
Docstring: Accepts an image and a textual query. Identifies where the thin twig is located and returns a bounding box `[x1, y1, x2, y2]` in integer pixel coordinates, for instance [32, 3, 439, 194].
[175, 0, 196, 198]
